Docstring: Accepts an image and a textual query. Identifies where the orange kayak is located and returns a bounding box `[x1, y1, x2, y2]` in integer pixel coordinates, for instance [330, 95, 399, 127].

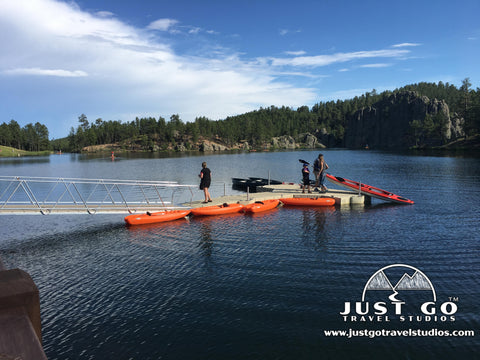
[244, 199, 280, 213]
[191, 203, 244, 216]
[326, 174, 414, 205]
[125, 209, 191, 225]
[280, 197, 335, 207]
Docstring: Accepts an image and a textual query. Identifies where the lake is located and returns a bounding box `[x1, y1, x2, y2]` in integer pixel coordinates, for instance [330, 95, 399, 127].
[0, 149, 479, 359]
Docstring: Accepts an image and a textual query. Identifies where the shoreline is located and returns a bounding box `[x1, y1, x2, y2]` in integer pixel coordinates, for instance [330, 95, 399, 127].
[0, 145, 52, 158]
[1, 136, 479, 159]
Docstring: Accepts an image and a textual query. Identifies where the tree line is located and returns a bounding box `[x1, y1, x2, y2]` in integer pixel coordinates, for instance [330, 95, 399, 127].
[0, 120, 49, 151]
[1, 79, 479, 153]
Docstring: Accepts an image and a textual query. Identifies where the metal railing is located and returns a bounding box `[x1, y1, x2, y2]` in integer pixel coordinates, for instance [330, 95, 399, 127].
[0, 176, 196, 215]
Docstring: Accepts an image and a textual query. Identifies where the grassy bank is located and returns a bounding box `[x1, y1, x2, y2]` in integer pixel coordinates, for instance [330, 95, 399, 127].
[0, 145, 52, 157]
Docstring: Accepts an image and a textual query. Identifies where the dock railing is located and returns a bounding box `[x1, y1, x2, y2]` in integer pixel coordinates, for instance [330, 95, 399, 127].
[0, 176, 196, 215]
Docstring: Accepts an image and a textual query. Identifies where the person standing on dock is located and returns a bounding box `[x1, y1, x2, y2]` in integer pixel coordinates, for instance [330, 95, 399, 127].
[313, 153, 329, 192]
[302, 162, 312, 193]
[199, 161, 213, 203]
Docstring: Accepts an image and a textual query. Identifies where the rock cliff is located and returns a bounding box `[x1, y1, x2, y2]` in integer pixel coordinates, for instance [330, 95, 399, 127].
[271, 135, 296, 149]
[345, 91, 464, 149]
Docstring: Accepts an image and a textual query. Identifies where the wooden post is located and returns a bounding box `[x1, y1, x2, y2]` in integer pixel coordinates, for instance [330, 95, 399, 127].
[0, 268, 47, 359]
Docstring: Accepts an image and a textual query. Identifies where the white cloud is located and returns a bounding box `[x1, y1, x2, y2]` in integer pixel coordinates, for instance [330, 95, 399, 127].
[279, 29, 301, 36]
[0, 0, 316, 133]
[359, 63, 391, 68]
[0, 0, 426, 140]
[3, 68, 88, 77]
[271, 70, 325, 79]
[96, 11, 115, 18]
[284, 50, 307, 56]
[188, 27, 201, 35]
[147, 18, 179, 31]
[267, 49, 410, 67]
[392, 43, 421, 48]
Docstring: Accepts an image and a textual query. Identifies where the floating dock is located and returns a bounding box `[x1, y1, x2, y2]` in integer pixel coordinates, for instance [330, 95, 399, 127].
[0, 176, 367, 215]
[188, 183, 367, 208]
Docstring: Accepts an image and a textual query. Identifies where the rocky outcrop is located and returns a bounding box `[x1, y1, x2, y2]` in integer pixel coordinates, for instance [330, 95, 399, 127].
[446, 115, 465, 140]
[175, 136, 321, 152]
[314, 128, 338, 148]
[268, 133, 324, 149]
[241, 141, 250, 151]
[345, 91, 464, 149]
[298, 133, 317, 148]
[199, 141, 228, 152]
[271, 135, 297, 149]
[175, 143, 187, 152]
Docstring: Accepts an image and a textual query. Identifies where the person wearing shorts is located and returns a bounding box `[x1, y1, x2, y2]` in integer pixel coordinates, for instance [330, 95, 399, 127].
[302, 163, 311, 193]
[199, 161, 212, 203]
[313, 154, 329, 192]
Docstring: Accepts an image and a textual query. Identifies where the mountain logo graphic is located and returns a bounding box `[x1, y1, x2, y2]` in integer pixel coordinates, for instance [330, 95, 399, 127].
[340, 264, 458, 322]
[361, 264, 436, 302]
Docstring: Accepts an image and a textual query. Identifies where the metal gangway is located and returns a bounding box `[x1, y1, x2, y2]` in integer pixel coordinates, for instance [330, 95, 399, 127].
[0, 176, 196, 215]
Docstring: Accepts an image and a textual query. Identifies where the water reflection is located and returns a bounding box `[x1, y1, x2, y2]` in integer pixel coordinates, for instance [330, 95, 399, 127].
[298, 207, 335, 252]
[124, 219, 190, 259]
[1, 150, 479, 360]
[198, 221, 213, 258]
[0, 156, 51, 165]
[190, 212, 245, 224]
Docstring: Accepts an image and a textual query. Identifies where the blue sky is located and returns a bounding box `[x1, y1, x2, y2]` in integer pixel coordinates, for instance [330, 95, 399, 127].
[0, 0, 479, 139]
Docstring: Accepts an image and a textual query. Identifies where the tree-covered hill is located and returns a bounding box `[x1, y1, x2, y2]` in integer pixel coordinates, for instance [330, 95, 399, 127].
[2, 79, 479, 154]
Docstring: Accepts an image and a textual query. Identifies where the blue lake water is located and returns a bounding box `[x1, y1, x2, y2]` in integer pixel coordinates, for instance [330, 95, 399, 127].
[0, 150, 479, 359]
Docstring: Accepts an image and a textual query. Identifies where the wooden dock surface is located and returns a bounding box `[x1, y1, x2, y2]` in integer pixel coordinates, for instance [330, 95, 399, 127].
[0, 204, 189, 215]
[189, 183, 366, 208]
[0, 185, 366, 214]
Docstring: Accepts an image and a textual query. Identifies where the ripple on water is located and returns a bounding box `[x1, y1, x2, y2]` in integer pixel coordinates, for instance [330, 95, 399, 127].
[1, 201, 479, 359]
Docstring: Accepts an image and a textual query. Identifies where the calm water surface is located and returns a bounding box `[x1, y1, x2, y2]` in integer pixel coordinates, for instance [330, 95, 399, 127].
[0, 150, 479, 359]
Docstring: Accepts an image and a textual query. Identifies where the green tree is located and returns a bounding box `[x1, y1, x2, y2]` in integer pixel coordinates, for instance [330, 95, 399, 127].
[0, 122, 12, 146]
[24, 124, 38, 151]
[423, 115, 435, 138]
[34, 122, 49, 150]
[186, 122, 200, 143]
[433, 111, 449, 143]
[8, 120, 22, 149]
[460, 78, 473, 135]
[409, 119, 422, 147]
[78, 114, 89, 131]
